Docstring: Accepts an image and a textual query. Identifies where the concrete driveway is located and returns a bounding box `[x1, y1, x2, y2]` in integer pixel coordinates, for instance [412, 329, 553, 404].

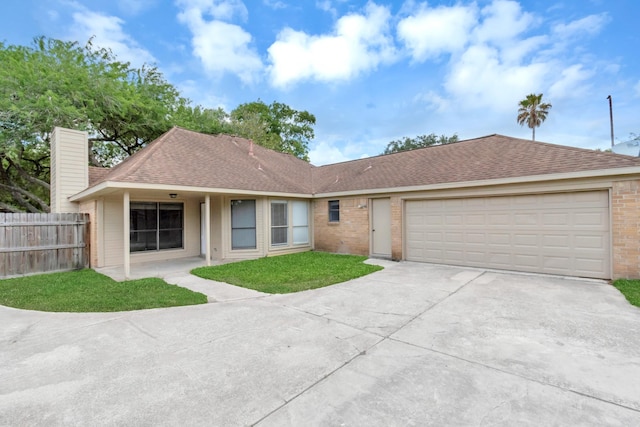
[1, 261, 640, 426]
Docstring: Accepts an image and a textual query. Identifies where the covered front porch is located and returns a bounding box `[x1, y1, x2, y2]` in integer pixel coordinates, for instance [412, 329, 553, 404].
[75, 185, 314, 279]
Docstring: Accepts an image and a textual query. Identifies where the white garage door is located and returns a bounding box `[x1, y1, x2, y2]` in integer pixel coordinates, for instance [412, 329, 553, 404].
[405, 191, 610, 279]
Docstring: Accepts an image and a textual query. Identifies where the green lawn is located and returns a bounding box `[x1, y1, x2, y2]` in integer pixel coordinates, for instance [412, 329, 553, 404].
[0, 269, 207, 312]
[192, 251, 384, 293]
[613, 279, 640, 308]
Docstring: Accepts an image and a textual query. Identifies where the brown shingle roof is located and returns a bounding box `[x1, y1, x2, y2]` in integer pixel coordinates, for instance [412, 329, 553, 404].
[89, 166, 110, 186]
[90, 127, 315, 194]
[313, 134, 640, 193]
[88, 130, 640, 196]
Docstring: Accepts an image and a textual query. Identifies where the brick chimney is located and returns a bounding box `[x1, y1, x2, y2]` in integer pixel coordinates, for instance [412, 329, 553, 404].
[50, 127, 88, 213]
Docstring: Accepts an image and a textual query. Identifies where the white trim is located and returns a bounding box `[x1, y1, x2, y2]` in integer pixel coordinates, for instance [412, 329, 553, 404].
[205, 195, 211, 266]
[607, 188, 614, 279]
[123, 191, 130, 279]
[70, 181, 312, 201]
[97, 198, 104, 267]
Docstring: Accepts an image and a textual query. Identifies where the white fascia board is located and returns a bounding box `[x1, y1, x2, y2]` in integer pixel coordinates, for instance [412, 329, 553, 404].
[69, 181, 313, 201]
[313, 166, 640, 198]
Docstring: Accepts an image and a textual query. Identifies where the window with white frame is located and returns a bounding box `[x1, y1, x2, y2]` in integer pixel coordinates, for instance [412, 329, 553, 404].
[292, 201, 309, 245]
[271, 201, 288, 246]
[270, 200, 310, 247]
[231, 199, 256, 250]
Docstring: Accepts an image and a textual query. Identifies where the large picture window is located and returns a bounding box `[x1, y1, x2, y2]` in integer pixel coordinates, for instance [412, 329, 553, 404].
[270, 200, 310, 247]
[130, 202, 183, 252]
[231, 199, 256, 250]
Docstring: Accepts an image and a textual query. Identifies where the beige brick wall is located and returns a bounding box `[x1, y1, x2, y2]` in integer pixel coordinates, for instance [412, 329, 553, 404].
[313, 197, 370, 255]
[391, 196, 403, 260]
[612, 180, 640, 279]
[78, 199, 97, 267]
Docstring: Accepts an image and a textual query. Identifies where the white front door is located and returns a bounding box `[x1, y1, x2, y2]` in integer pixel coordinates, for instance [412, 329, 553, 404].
[371, 198, 392, 257]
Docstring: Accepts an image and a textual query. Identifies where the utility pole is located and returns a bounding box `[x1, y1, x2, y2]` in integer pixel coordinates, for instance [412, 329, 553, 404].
[607, 95, 614, 148]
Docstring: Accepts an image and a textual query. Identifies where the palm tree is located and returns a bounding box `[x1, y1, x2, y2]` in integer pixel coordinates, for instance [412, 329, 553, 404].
[517, 93, 552, 141]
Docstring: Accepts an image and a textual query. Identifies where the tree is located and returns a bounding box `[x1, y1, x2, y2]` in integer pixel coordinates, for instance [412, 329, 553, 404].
[517, 93, 552, 141]
[382, 133, 459, 155]
[0, 37, 197, 211]
[171, 104, 233, 137]
[0, 37, 317, 212]
[230, 100, 316, 161]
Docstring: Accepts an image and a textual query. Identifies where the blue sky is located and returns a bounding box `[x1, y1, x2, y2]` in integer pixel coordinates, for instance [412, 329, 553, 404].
[1, 0, 638, 165]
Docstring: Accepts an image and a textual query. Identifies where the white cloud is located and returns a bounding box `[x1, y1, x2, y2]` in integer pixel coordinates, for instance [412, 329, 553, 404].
[117, 0, 155, 16]
[176, 0, 262, 83]
[552, 13, 610, 39]
[67, 10, 156, 67]
[473, 0, 536, 45]
[263, 0, 286, 10]
[444, 44, 548, 112]
[316, 0, 334, 14]
[177, 0, 247, 21]
[548, 64, 594, 99]
[412, 90, 451, 112]
[309, 141, 351, 165]
[414, 0, 610, 118]
[267, 3, 396, 87]
[634, 81, 640, 98]
[397, 4, 477, 61]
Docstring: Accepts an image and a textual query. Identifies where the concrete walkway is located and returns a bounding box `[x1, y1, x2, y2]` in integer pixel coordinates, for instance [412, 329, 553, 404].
[2, 262, 640, 426]
[95, 256, 268, 302]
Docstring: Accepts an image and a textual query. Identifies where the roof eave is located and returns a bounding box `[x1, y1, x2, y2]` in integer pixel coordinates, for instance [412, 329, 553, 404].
[69, 181, 313, 201]
[313, 166, 640, 198]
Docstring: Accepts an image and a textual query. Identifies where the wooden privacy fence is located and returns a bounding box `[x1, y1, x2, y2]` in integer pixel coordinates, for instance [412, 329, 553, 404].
[0, 213, 89, 277]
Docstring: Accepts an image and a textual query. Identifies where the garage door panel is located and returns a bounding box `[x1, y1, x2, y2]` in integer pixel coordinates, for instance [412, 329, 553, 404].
[488, 233, 510, 245]
[405, 191, 610, 279]
[466, 214, 486, 225]
[575, 258, 606, 275]
[542, 234, 570, 248]
[467, 233, 486, 244]
[574, 235, 605, 249]
[542, 213, 570, 226]
[572, 191, 609, 205]
[446, 215, 463, 225]
[574, 212, 607, 227]
[513, 254, 539, 268]
[487, 252, 512, 266]
[514, 213, 538, 225]
[513, 234, 538, 247]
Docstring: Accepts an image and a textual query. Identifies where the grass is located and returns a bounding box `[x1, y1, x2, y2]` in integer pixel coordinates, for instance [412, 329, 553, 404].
[0, 269, 207, 312]
[191, 251, 384, 294]
[613, 279, 640, 308]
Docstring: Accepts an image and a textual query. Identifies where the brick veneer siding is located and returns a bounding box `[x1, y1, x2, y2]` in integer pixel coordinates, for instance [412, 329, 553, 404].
[314, 197, 369, 255]
[612, 180, 640, 279]
[391, 196, 402, 260]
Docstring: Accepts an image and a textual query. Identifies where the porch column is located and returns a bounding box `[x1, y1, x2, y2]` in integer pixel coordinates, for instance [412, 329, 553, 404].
[205, 194, 211, 266]
[123, 191, 130, 279]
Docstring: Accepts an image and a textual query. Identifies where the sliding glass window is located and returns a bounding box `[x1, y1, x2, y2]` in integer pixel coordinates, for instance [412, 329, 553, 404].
[270, 200, 310, 248]
[130, 202, 183, 252]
